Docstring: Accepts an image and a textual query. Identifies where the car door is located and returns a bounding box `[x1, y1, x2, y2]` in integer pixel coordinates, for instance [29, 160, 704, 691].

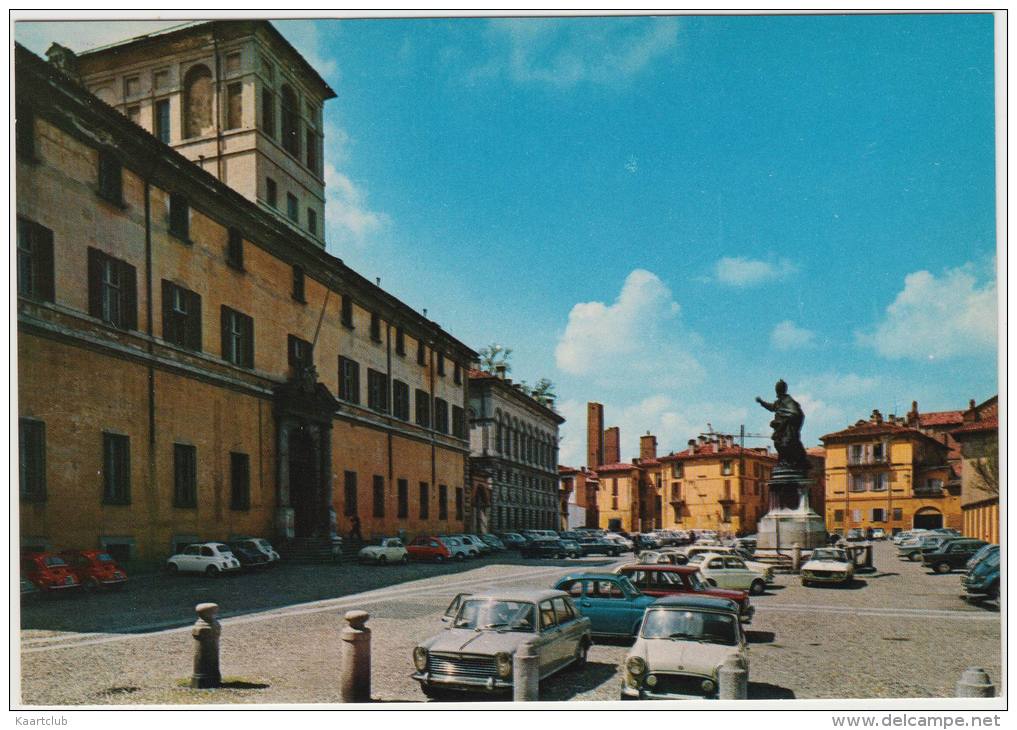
[553, 596, 583, 665]
[200, 545, 216, 569]
[704, 556, 729, 587]
[536, 600, 561, 674]
[724, 557, 754, 588]
[181, 545, 202, 571]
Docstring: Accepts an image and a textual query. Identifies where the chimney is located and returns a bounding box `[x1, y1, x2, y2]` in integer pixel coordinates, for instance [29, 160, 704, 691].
[907, 400, 919, 426]
[494, 364, 507, 380]
[604, 426, 621, 465]
[587, 403, 605, 468]
[640, 433, 658, 461]
[969, 398, 977, 410]
[698, 435, 707, 446]
[871, 409, 883, 425]
[46, 43, 80, 82]
[687, 438, 697, 454]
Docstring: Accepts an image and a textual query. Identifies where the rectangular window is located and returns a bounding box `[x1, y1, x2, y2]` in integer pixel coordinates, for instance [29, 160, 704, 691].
[344, 471, 358, 517]
[892, 507, 903, 521]
[392, 380, 410, 421]
[19, 419, 46, 503]
[173, 443, 197, 508]
[453, 362, 462, 385]
[102, 433, 131, 505]
[338, 356, 360, 404]
[286, 193, 298, 222]
[161, 280, 202, 351]
[455, 487, 464, 520]
[434, 398, 449, 434]
[370, 312, 382, 342]
[873, 472, 889, 492]
[230, 452, 250, 510]
[373, 475, 385, 518]
[225, 51, 241, 73]
[266, 178, 279, 208]
[16, 218, 55, 302]
[367, 369, 389, 413]
[851, 509, 863, 523]
[287, 334, 313, 370]
[833, 509, 844, 523]
[306, 128, 318, 173]
[419, 482, 429, 519]
[98, 150, 123, 206]
[415, 389, 431, 428]
[226, 82, 243, 130]
[124, 75, 140, 97]
[154, 69, 170, 90]
[341, 295, 354, 328]
[16, 103, 34, 159]
[438, 484, 448, 520]
[169, 193, 189, 240]
[88, 248, 137, 330]
[672, 463, 683, 478]
[292, 265, 305, 302]
[307, 208, 317, 237]
[417, 340, 426, 366]
[872, 508, 886, 522]
[395, 328, 405, 356]
[155, 99, 171, 144]
[220, 306, 254, 368]
[397, 479, 408, 518]
[721, 460, 733, 476]
[452, 406, 466, 439]
[262, 88, 275, 138]
[436, 353, 445, 376]
[227, 228, 244, 270]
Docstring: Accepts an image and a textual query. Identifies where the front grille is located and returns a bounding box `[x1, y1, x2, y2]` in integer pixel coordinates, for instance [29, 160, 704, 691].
[810, 570, 832, 578]
[651, 673, 711, 697]
[428, 653, 498, 680]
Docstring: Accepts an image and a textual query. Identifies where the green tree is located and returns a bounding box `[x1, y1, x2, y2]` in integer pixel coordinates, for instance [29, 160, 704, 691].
[531, 378, 556, 401]
[971, 439, 999, 495]
[478, 343, 513, 373]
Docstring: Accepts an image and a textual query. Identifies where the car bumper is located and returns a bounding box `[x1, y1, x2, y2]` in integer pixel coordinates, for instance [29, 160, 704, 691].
[98, 577, 128, 586]
[802, 573, 852, 583]
[412, 671, 511, 693]
[42, 582, 80, 591]
[740, 606, 755, 624]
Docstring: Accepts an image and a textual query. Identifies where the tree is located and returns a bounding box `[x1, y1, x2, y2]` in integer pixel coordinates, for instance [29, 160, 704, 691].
[971, 439, 999, 496]
[531, 378, 556, 401]
[478, 343, 512, 373]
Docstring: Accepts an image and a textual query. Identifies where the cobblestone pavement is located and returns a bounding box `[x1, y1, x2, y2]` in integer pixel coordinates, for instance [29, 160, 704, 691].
[18, 543, 1001, 705]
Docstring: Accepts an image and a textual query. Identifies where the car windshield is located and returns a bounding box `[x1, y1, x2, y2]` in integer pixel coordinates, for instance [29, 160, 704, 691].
[43, 556, 67, 567]
[812, 549, 848, 562]
[641, 608, 738, 645]
[454, 599, 536, 632]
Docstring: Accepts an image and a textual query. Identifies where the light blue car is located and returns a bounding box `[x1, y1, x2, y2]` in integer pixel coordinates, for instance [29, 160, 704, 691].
[554, 572, 656, 639]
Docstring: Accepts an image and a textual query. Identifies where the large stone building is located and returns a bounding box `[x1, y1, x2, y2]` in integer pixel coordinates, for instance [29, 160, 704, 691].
[467, 368, 564, 532]
[15, 25, 477, 566]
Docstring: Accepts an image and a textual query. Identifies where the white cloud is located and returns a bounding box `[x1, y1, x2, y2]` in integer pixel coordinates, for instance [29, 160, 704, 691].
[479, 17, 680, 88]
[324, 164, 388, 247]
[554, 269, 700, 387]
[770, 320, 815, 350]
[714, 256, 798, 286]
[857, 264, 997, 360]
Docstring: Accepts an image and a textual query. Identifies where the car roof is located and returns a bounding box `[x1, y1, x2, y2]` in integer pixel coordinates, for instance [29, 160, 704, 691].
[620, 563, 697, 574]
[650, 595, 740, 611]
[464, 588, 568, 602]
[559, 572, 629, 582]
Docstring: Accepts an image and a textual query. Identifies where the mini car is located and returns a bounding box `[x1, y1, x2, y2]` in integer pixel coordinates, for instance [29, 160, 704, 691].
[358, 537, 409, 565]
[166, 542, 241, 576]
[691, 553, 769, 595]
[59, 549, 128, 591]
[554, 573, 656, 639]
[454, 534, 491, 555]
[441, 536, 476, 560]
[870, 528, 887, 540]
[800, 547, 854, 586]
[228, 541, 271, 570]
[621, 595, 748, 700]
[231, 537, 282, 564]
[21, 552, 80, 594]
[407, 536, 453, 562]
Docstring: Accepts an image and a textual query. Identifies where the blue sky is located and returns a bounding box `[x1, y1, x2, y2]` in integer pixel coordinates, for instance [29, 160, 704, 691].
[16, 14, 1000, 466]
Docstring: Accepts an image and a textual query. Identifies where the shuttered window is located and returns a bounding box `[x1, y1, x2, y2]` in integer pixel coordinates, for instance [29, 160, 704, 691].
[162, 280, 202, 351]
[16, 218, 54, 302]
[373, 475, 385, 518]
[19, 419, 46, 503]
[392, 380, 410, 420]
[169, 193, 189, 240]
[220, 306, 254, 367]
[173, 444, 197, 508]
[102, 433, 131, 505]
[434, 398, 449, 434]
[452, 406, 466, 439]
[344, 471, 358, 517]
[397, 479, 408, 518]
[367, 369, 388, 413]
[338, 356, 360, 403]
[438, 484, 448, 520]
[88, 248, 137, 330]
[415, 389, 430, 428]
[287, 334, 313, 370]
[226, 228, 244, 270]
[419, 482, 429, 519]
[97, 150, 123, 206]
[230, 452, 250, 510]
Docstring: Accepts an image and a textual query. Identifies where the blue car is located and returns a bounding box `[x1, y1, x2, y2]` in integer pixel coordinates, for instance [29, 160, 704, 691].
[962, 545, 999, 603]
[554, 573, 656, 639]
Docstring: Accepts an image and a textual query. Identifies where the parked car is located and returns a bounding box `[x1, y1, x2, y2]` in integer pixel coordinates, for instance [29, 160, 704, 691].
[231, 537, 281, 564]
[407, 536, 453, 562]
[554, 573, 656, 639]
[560, 539, 583, 559]
[962, 546, 999, 603]
[21, 552, 81, 594]
[576, 536, 623, 557]
[898, 534, 953, 561]
[966, 543, 998, 572]
[520, 530, 545, 543]
[800, 547, 855, 587]
[452, 534, 488, 556]
[681, 546, 773, 580]
[497, 533, 528, 550]
[635, 533, 663, 551]
[621, 595, 748, 700]
[690, 553, 769, 595]
[870, 528, 887, 540]
[440, 537, 476, 560]
[228, 541, 271, 571]
[358, 537, 409, 565]
[520, 538, 567, 559]
[921, 538, 989, 574]
[480, 534, 506, 552]
[411, 589, 592, 698]
[59, 549, 128, 591]
[613, 564, 755, 624]
[605, 533, 634, 552]
[20, 577, 40, 600]
[845, 528, 866, 542]
[166, 543, 241, 576]
[892, 529, 927, 545]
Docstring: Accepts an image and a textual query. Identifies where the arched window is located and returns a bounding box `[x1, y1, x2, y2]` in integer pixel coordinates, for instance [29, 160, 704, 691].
[183, 65, 213, 139]
[280, 84, 300, 157]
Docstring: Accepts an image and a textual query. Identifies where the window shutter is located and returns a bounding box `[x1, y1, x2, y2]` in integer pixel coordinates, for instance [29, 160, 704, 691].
[34, 224, 55, 302]
[161, 280, 174, 342]
[188, 289, 202, 351]
[242, 314, 254, 367]
[287, 334, 298, 366]
[122, 260, 137, 330]
[87, 248, 103, 318]
[220, 306, 230, 361]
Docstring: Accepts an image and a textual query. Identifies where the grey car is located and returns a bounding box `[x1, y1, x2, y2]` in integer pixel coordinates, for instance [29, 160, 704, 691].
[412, 589, 592, 698]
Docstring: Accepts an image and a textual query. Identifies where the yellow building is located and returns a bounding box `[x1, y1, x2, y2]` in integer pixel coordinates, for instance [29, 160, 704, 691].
[658, 436, 775, 535]
[821, 411, 958, 535]
[952, 399, 999, 543]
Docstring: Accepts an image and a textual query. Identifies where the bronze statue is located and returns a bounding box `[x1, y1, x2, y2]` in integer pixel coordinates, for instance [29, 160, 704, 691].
[756, 379, 809, 475]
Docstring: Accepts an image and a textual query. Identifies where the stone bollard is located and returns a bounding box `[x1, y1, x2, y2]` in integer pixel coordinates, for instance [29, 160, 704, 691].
[862, 543, 874, 571]
[718, 654, 748, 699]
[512, 644, 539, 701]
[340, 610, 372, 703]
[190, 603, 222, 689]
[956, 667, 996, 697]
[791, 543, 802, 573]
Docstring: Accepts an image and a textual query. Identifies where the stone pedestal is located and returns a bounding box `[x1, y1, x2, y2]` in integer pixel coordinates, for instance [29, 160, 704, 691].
[756, 471, 827, 550]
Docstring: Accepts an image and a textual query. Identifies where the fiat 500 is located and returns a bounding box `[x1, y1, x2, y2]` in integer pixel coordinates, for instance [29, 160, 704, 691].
[358, 537, 409, 565]
[411, 589, 591, 698]
[59, 549, 128, 591]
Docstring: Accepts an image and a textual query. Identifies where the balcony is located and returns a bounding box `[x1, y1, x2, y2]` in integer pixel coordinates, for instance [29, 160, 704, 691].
[847, 453, 888, 466]
[913, 486, 944, 498]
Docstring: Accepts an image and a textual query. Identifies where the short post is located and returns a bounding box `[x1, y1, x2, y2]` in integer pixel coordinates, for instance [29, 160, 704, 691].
[513, 644, 539, 701]
[956, 667, 996, 697]
[190, 603, 222, 689]
[340, 610, 372, 703]
[791, 543, 802, 572]
[862, 543, 874, 571]
[717, 654, 748, 699]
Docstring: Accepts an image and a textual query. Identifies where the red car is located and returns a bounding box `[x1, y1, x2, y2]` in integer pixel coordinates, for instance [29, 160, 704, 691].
[60, 549, 128, 591]
[406, 536, 452, 562]
[616, 564, 755, 623]
[21, 552, 81, 594]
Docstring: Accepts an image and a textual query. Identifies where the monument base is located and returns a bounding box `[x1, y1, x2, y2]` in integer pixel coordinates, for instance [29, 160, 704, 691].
[756, 507, 828, 550]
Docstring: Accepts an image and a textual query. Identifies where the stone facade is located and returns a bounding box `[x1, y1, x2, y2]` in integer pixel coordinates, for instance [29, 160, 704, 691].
[467, 370, 564, 532]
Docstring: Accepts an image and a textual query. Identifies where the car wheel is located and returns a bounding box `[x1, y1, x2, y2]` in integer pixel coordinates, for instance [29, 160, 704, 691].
[934, 562, 951, 574]
[166, 563, 179, 575]
[572, 640, 590, 669]
[801, 578, 810, 587]
[401, 554, 409, 565]
[908, 551, 921, 562]
[455, 553, 465, 562]
[205, 565, 220, 578]
[84, 577, 100, 593]
[750, 579, 766, 596]
[434, 555, 445, 563]
[377, 555, 388, 565]
[987, 583, 999, 601]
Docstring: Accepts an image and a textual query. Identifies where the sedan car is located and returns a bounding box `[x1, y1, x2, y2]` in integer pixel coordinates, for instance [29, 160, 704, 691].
[358, 537, 409, 565]
[614, 564, 755, 624]
[692, 553, 769, 595]
[800, 547, 854, 586]
[554, 573, 656, 639]
[59, 549, 128, 591]
[166, 543, 241, 576]
[497, 533, 528, 550]
[480, 534, 506, 552]
[962, 546, 999, 603]
[520, 538, 567, 559]
[621, 595, 748, 700]
[576, 536, 623, 557]
[921, 538, 989, 574]
[412, 589, 592, 698]
[898, 534, 953, 561]
[681, 546, 773, 581]
[870, 528, 887, 540]
[845, 528, 866, 542]
[407, 536, 453, 563]
[21, 552, 81, 594]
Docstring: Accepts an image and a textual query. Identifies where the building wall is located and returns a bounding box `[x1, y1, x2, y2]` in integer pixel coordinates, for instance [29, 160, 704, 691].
[658, 453, 772, 535]
[596, 469, 639, 532]
[963, 502, 999, 544]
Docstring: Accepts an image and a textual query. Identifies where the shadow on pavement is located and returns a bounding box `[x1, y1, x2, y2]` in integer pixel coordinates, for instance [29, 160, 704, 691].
[541, 661, 619, 701]
[748, 682, 796, 699]
[746, 630, 776, 644]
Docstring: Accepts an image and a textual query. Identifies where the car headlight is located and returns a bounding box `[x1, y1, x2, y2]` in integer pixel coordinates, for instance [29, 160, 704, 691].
[626, 656, 647, 676]
[701, 678, 715, 694]
[645, 674, 658, 687]
[802, 570, 813, 578]
[413, 646, 429, 672]
[495, 652, 512, 678]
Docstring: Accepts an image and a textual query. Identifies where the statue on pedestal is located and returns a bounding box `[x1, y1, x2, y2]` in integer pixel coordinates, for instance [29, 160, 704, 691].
[755, 379, 809, 477]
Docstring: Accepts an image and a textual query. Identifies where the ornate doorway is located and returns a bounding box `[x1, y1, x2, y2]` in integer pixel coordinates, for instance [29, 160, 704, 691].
[289, 425, 319, 538]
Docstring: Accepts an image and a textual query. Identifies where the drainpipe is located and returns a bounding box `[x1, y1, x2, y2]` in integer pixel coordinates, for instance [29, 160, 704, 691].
[211, 23, 224, 183]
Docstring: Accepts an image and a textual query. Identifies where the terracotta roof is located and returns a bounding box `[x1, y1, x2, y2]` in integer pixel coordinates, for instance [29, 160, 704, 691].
[659, 444, 775, 462]
[951, 417, 999, 437]
[595, 462, 641, 473]
[918, 410, 965, 427]
[806, 446, 826, 456]
[820, 421, 950, 451]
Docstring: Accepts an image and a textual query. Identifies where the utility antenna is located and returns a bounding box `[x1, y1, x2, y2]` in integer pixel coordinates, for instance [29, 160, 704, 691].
[311, 271, 335, 349]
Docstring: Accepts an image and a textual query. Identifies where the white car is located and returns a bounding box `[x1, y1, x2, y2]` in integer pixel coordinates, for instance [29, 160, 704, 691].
[605, 533, 634, 551]
[621, 595, 748, 700]
[358, 537, 409, 565]
[439, 537, 475, 560]
[232, 537, 281, 564]
[682, 546, 773, 582]
[692, 553, 769, 595]
[166, 543, 241, 577]
[800, 547, 855, 586]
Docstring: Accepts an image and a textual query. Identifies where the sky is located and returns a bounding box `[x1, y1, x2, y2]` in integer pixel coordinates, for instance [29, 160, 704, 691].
[15, 13, 1001, 467]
